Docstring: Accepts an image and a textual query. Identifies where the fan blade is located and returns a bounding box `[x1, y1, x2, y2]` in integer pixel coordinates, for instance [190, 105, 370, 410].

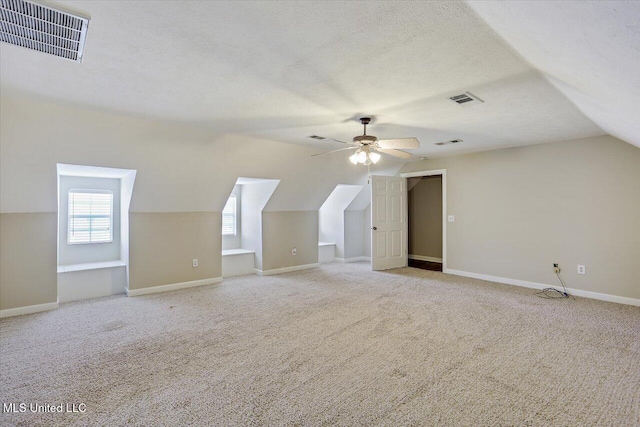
[377, 148, 412, 159]
[311, 147, 358, 157]
[377, 137, 420, 149]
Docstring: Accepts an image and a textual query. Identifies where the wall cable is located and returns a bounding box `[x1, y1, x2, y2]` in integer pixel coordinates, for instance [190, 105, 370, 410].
[536, 270, 573, 299]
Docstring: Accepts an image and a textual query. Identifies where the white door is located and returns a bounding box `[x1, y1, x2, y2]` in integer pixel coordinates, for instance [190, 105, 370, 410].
[371, 175, 407, 270]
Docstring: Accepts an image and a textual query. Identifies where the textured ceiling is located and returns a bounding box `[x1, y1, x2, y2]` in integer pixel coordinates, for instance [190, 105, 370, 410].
[0, 1, 618, 158]
[467, 0, 640, 150]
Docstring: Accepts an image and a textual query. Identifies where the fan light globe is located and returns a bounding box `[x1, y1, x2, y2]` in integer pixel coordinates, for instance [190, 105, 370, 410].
[349, 149, 380, 165]
[313, 117, 418, 165]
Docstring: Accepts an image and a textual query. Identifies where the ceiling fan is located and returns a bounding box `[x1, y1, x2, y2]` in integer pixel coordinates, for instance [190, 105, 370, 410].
[311, 117, 420, 165]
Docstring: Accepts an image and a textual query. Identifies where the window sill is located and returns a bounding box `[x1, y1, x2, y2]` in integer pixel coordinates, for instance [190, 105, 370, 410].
[222, 249, 255, 256]
[57, 260, 126, 273]
[67, 240, 114, 246]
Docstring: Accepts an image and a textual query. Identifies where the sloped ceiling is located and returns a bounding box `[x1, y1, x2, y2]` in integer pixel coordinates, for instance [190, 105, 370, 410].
[320, 185, 364, 212]
[1, 1, 625, 159]
[467, 0, 640, 149]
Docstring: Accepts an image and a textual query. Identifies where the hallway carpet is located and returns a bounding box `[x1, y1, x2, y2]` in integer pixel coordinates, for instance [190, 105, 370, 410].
[1, 263, 639, 426]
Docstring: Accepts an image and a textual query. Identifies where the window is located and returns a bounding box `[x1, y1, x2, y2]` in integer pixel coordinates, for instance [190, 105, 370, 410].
[222, 194, 237, 236]
[68, 190, 114, 244]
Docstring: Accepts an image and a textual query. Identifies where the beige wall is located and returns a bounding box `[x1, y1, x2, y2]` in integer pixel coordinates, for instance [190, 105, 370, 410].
[0, 95, 386, 311]
[262, 211, 318, 271]
[401, 135, 640, 300]
[408, 176, 443, 259]
[129, 212, 221, 290]
[0, 213, 57, 310]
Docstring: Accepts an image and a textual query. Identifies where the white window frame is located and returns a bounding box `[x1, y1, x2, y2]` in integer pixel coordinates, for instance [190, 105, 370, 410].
[67, 189, 114, 245]
[222, 194, 238, 236]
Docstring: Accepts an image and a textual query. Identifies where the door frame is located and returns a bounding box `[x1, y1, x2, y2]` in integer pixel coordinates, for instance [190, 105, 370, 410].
[400, 169, 447, 272]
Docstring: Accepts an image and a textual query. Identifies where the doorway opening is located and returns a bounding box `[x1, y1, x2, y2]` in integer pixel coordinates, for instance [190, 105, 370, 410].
[405, 171, 445, 272]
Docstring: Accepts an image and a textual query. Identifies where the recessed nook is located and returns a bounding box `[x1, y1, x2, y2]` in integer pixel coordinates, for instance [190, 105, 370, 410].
[56, 164, 136, 302]
[221, 177, 279, 277]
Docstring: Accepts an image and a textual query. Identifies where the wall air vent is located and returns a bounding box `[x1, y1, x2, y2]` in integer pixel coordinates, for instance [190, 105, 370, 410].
[434, 139, 463, 146]
[308, 135, 327, 140]
[449, 92, 483, 106]
[0, 0, 89, 62]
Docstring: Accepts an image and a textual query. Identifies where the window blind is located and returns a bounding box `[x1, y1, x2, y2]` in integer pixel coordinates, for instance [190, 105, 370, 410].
[222, 194, 237, 236]
[68, 190, 113, 244]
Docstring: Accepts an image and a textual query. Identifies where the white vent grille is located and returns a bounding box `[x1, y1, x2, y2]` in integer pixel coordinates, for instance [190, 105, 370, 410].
[449, 92, 483, 106]
[434, 139, 463, 146]
[0, 0, 89, 62]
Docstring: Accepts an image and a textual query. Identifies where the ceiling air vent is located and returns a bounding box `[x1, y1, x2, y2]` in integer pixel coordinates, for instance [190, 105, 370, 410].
[449, 92, 483, 106]
[435, 139, 463, 146]
[0, 0, 89, 62]
[308, 135, 327, 140]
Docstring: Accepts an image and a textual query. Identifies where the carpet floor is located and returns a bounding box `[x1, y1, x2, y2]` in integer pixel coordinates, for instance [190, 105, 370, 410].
[1, 263, 639, 426]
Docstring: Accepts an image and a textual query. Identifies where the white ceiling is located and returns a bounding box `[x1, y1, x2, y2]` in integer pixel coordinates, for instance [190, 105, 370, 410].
[467, 0, 640, 150]
[2, 1, 634, 158]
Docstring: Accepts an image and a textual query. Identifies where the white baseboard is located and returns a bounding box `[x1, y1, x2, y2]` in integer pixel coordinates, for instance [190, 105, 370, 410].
[409, 254, 443, 263]
[0, 300, 59, 319]
[336, 256, 371, 263]
[444, 269, 640, 307]
[126, 277, 223, 297]
[254, 263, 319, 276]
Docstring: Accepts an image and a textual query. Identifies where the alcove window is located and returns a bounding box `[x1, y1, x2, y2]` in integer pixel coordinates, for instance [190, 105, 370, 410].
[222, 194, 237, 236]
[68, 189, 113, 244]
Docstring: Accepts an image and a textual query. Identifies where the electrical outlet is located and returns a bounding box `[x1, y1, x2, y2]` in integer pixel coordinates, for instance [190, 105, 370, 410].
[291, 247, 297, 256]
[447, 215, 455, 222]
[192, 259, 198, 268]
[553, 263, 560, 273]
[577, 264, 586, 275]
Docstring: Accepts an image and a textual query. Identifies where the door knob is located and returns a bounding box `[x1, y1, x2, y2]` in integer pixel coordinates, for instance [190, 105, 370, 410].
[372, 227, 377, 230]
